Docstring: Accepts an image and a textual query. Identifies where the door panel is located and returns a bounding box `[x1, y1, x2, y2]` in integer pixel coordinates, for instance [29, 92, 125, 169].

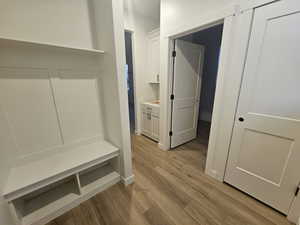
[171, 40, 204, 148]
[225, 1, 300, 214]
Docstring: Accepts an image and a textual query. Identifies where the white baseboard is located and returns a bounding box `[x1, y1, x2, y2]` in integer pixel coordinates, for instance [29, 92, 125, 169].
[205, 169, 218, 179]
[158, 142, 169, 151]
[121, 175, 135, 186]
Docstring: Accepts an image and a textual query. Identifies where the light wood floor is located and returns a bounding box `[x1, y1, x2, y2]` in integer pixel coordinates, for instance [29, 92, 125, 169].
[47, 135, 292, 225]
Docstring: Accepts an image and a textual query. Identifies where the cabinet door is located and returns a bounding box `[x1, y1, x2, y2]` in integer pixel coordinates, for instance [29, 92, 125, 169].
[152, 116, 159, 141]
[148, 34, 160, 83]
[142, 112, 152, 136]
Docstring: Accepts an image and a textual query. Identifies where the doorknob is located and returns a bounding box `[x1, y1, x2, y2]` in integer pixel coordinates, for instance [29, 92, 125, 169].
[238, 117, 244, 122]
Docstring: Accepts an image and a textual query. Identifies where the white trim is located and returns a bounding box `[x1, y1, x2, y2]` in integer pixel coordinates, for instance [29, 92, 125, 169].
[240, 0, 280, 12]
[160, 7, 237, 150]
[205, 10, 254, 181]
[121, 175, 135, 186]
[288, 192, 300, 223]
[111, 0, 133, 179]
[203, 16, 236, 181]
[158, 142, 168, 151]
[164, 5, 236, 39]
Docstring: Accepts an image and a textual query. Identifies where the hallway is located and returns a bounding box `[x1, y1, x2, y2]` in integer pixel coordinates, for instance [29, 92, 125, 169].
[47, 135, 291, 225]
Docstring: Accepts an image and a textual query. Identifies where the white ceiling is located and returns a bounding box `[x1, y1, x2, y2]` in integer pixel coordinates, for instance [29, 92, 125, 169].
[124, 0, 160, 21]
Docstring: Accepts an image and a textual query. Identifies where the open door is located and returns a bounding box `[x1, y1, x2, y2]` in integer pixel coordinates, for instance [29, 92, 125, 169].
[225, 0, 300, 214]
[170, 40, 204, 148]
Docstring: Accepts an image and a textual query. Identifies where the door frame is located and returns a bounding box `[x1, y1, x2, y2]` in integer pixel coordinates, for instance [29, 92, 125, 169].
[124, 29, 138, 134]
[160, 6, 238, 179]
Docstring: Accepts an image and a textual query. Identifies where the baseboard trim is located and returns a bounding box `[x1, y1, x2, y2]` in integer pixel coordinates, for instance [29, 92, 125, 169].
[158, 142, 169, 151]
[205, 169, 218, 179]
[121, 175, 135, 186]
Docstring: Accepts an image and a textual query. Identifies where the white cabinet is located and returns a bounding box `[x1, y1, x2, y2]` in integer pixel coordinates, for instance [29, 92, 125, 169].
[141, 111, 152, 136]
[147, 29, 160, 84]
[152, 116, 160, 140]
[141, 103, 160, 141]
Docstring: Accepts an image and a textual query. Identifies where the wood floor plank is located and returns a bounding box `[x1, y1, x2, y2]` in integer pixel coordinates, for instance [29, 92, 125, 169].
[47, 134, 292, 225]
[92, 191, 126, 225]
[105, 184, 151, 225]
[144, 206, 176, 225]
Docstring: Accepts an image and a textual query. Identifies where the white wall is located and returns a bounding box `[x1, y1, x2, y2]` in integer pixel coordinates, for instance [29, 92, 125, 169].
[124, 7, 160, 133]
[0, 0, 94, 49]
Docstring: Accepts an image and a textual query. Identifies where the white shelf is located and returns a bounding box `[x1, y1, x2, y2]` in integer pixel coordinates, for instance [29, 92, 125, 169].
[3, 140, 119, 201]
[0, 36, 105, 54]
[13, 166, 120, 225]
[18, 178, 80, 225]
[80, 164, 120, 195]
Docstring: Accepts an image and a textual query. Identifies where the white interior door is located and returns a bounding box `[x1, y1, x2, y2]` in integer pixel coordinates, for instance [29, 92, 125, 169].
[225, 0, 300, 214]
[170, 40, 204, 148]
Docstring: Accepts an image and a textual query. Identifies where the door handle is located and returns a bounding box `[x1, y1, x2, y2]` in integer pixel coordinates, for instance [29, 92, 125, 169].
[238, 117, 244, 122]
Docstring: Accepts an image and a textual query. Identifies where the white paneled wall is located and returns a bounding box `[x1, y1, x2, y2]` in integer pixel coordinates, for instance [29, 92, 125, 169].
[0, 70, 63, 157]
[0, 0, 133, 224]
[51, 73, 104, 144]
[0, 49, 103, 166]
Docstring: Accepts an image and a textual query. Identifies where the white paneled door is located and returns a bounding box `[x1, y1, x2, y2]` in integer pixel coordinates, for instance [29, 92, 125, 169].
[225, 0, 300, 214]
[170, 40, 204, 148]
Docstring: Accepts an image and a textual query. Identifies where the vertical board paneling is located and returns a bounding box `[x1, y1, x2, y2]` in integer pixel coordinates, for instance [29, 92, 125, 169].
[0, 68, 63, 158]
[51, 71, 104, 144]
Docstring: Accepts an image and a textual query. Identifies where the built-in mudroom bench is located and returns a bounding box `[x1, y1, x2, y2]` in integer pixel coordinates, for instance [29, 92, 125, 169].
[3, 140, 120, 225]
[0, 1, 133, 225]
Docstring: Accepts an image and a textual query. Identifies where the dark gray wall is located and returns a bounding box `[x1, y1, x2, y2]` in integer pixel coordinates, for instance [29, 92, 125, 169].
[180, 24, 223, 122]
[125, 31, 135, 132]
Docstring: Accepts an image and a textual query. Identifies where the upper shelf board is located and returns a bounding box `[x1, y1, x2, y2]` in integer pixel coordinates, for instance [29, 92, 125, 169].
[3, 140, 119, 201]
[0, 36, 105, 54]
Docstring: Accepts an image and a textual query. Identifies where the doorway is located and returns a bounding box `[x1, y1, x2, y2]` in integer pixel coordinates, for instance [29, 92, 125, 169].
[124, 31, 136, 133]
[170, 23, 223, 168]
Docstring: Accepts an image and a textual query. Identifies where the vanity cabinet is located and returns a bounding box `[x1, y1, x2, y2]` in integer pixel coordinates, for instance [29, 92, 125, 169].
[141, 103, 159, 141]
